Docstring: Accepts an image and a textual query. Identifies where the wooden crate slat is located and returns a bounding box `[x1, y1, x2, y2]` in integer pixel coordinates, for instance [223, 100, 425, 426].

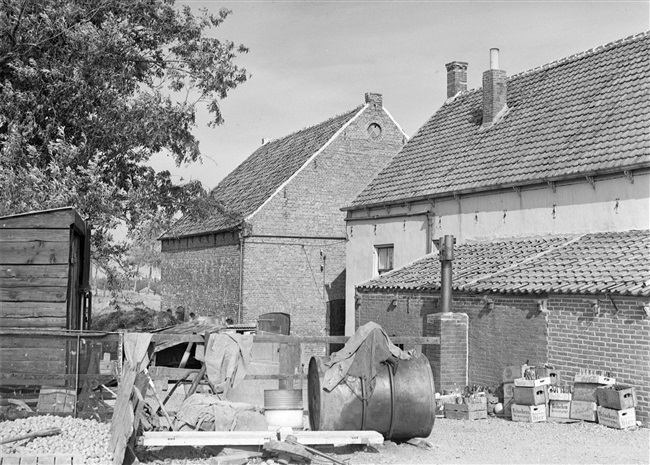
[0, 302, 67, 318]
[0, 286, 68, 303]
[0, 229, 70, 243]
[0, 241, 69, 266]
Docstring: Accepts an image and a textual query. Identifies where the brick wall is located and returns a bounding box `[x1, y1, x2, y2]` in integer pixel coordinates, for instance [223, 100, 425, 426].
[160, 232, 241, 321]
[358, 288, 650, 422]
[251, 105, 405, 238]
[546, 296, 650, 423]
[424, 313, 468, 393]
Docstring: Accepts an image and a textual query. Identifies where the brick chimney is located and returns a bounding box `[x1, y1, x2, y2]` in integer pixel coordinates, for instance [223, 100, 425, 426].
[482, 48, 507, 128]
[365, 92, 383, 110]
[445, 61, 468, 98]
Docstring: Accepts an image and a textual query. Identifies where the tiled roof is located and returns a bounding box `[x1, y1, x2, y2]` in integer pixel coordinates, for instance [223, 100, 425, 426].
[358, 230, 650, 297]
[350, 32, 650, 208]
[162, 106, 363, 238]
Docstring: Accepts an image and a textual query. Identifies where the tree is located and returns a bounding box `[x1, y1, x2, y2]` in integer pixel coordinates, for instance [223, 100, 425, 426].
[0, 0, 248, 270]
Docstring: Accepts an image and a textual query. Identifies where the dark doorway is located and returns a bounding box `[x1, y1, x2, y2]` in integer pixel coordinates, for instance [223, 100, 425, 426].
[327, 299, 345, 355]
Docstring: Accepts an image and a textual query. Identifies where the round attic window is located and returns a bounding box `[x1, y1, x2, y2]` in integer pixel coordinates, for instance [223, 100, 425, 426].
[367, 123, 382, 139]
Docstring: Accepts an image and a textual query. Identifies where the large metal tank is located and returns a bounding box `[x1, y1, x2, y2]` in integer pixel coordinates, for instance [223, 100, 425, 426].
[308, 352, 435, 440]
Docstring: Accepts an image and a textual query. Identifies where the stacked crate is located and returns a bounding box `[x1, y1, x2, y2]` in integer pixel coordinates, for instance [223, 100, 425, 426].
[501, 365, 527, 418]
[570, 373, 615, 422]
[596, 385, 638, 429]
[548, 385, 572, 419]
[511, 376, 550, 423]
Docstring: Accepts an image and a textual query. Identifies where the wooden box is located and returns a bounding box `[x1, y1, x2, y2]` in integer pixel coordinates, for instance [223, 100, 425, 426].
[514, 385, 547, 406]
[574, 374, 615, 385]
[37, 387, 76, 413]
[549, 400, 571, 419]
[514, 377, 551, 388]
[595, 385, 637, 410]
[502, 382, 515, 398]
[597, 406, 636, 429]
[570, 400, 597, 422]
[538, 368, 561, 385]
[444, 403, 487, 420]
[502, 365, 527, 383]
[572, 383, 604, 402]
[511, 404, 547, 423]
[548, 392, 572, 401]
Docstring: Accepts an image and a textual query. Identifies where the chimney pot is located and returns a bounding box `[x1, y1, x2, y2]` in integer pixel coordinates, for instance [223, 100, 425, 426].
[482, 49, 507, 128]
[365, 92, 383, 109]
[489, 48, 500, 70]
[445, 61, 468, 98]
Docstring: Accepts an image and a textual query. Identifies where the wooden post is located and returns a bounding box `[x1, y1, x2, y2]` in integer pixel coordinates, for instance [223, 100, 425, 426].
[279, 343, 301, 390]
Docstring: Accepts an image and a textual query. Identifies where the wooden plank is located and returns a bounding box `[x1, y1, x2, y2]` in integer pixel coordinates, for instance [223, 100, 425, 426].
[0, 317, 67, 328]
[0, 336, 69, 349]
[0, 286, 67, 303]
[0, 329, 119, 339]
[149, 366, 305, 381]
[279, 430, 385, 445]
[0, 208, 82, 231]
[0, 302, 66, 318]
[138, 430, 278, 447]
[0, 348, 66, 362]
[0, 264, 69, 287]
[151, 333, 441, 345]
[0, 241, 69, 265]
[0, 229, 69, 243]
[279, 343, 301, 390]
[0, 360, 66, 373]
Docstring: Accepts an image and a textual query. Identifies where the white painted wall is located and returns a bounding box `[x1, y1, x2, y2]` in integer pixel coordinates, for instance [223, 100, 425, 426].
[344, 173, 650, 335]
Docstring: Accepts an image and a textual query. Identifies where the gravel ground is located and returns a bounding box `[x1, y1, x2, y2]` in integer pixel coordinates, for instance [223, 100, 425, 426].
[2, 415, 647, 464]
[138, 417, 649, 465]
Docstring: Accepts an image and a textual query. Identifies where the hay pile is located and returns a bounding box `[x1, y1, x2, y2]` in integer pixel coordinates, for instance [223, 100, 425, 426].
[91, 308, 178, 332]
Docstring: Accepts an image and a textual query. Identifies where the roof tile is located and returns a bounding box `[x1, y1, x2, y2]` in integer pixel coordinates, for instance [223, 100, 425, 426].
[350, 32, 650, 208]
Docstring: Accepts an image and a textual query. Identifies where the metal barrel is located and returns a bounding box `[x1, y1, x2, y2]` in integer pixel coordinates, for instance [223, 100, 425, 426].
[308, 352, 435, 440]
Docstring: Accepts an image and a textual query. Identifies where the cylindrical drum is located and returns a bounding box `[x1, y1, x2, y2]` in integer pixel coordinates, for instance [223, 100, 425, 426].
[264, 389, 303, 429]
[308, 352, 435, 440]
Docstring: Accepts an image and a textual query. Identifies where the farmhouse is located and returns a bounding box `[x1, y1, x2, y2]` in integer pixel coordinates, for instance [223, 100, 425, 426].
[343, 32, 650, 420]
[159, 93, 406, 347]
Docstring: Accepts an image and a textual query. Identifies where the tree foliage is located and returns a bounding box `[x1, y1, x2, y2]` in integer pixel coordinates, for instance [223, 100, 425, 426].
[0, 0, 248, 268]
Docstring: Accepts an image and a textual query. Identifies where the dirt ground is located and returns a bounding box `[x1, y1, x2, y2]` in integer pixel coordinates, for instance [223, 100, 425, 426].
[137, 417, 649, 465]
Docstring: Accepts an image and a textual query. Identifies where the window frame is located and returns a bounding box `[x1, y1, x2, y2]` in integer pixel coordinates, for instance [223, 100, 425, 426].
[374, 244, 394, 276]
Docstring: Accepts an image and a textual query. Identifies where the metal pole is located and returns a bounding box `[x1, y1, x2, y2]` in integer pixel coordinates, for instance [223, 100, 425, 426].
[439, 235, 455, 313]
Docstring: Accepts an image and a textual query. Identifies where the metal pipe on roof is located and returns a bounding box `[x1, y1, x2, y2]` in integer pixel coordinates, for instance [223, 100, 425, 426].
[439, 235, 455, 313]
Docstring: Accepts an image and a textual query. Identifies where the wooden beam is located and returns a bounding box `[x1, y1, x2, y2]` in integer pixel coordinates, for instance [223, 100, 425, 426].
[151, 333, 440, 346]
[0, 229, 69, 242]
[138, 430, 278, 447]
[0, 241, 69, 265]
[138, 430, 384, 447]
[0, 264, 69, 287]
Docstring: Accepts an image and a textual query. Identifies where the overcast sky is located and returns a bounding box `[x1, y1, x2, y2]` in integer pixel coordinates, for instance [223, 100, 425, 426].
[149, 0, 649, 190]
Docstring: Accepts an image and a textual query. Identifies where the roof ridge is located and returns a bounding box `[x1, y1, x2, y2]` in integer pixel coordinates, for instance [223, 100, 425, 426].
[461, 234, 586, 289]
[448, 30, 649, 98]
[262, 104, 364, 146]
[510, 30, 649, 80]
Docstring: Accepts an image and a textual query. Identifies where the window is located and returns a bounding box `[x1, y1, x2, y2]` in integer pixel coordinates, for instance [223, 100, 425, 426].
[376, 245, 394, 275]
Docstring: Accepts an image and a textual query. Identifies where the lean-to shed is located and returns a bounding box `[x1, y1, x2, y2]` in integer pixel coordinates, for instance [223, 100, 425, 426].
[0, 207, 92, 330]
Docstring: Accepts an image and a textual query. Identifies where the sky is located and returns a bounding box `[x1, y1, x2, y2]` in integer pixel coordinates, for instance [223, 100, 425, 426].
[149, 0, 649, 190]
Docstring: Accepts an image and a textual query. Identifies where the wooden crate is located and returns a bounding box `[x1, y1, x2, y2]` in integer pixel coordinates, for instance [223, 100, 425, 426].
[595, 385, 637, 410]
[570, 400, 597, 422]
[444, 403, 487, 420]
[574, 374, 615, 385]
[514, 385, 547, 406]
[37, 387, 76, 413]
[549, 400, 571, 419]
[513, 377, 551, 388]
[511, 404, 547, 423]
[597, 406, 636, 429]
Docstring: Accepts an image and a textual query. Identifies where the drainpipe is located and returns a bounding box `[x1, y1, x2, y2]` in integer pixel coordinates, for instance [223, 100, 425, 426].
[439, 235, 455, 313]
[238, 225, 244, 324]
